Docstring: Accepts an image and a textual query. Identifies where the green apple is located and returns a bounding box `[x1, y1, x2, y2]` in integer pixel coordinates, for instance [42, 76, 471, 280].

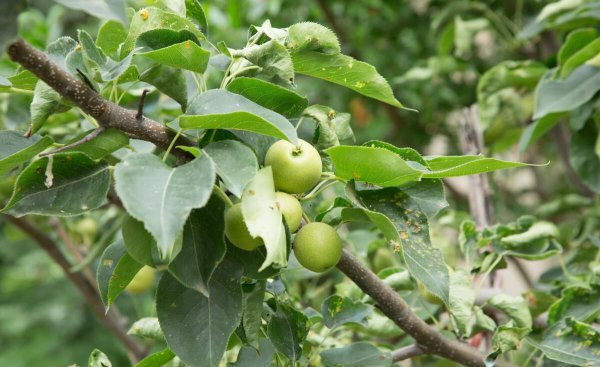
[265, 139, 322, 194]
[275, 192, 303, 233]
[293, 222, 342, 272]
[224, 203, 263, 251]
[126, 266, 155, 294]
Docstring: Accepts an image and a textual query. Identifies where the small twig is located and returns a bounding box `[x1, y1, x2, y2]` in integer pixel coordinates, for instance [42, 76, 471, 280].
[391, 344, 424, 362]
[39, 127, 105, 157]
[23, 125, 32, 138]
[136, 89, 150, 120]
[3, 214, 145, 362]
[76, 68, 96, 92]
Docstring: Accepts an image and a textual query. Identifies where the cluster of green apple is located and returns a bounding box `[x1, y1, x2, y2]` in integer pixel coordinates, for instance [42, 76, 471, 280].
[224, 139, 343, 273]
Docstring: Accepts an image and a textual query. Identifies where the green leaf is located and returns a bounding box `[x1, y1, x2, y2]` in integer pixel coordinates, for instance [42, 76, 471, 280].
[286, 22, 341, 54]
[401, 179, 448, 219]
[321, 342, 392, 367]
[114, 153, 216, 258]
[570, 123, 600, 192]
[0, 0, 23, 56]
[423, 155, 533, 178]
[267, 302, 309, 363]
[226, 240, 284, 280]
[561, 37, 600, 78]
[168, 194, 227, 297]
[534, 66, 600, 119]
[344, 184, 450, 305]
[327, 146, 423, 187]
[292, 51, 411, 109]
[139, 64, 187, 110]
[226, 77, 308, 117]
[230, 338, 275, 367]
[304, 105, 354, 151]
[232, 40, 294, 85]
[241, 280, 266, 349]
[55, 0, 126, 24]
[0, 131, 53, 175]
[204, 140, 258, 198]
[2, 153, 110, 217]
[488, 294, 533, 329]
[449, 270, 475, 337]
[558, 28, 598, 69]
[96, 20, 127, 60]
[122, 215, 160, 267]
[321, 295, 373, 329]
[156, 260, 243, 367]
[97, 240, 144, 310]
[88, 348, 112, 367]
[30, 81, 70, 135]
[181, 90, 298, 144]
[135, 348, 175, 367]
[241, 167, 287, 270]
[518, 113, 564, 154]
[78, 29, 135, 82]
[185, 0, 208, 33]
[0, 70, 38, 93]
[121, 6, 205, 56]
[137, 29, 210, 73]
[62, 128, 129, 160]
[500, 221, 559, 248]
[487, 322, 530, 363]
[128, 317, 164, 340]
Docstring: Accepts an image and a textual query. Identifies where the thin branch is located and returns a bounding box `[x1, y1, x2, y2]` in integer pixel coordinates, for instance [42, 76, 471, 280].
[40, 127, 105, 157]
[336, 249, 486, 367]
[550, 123, 596, 199]
[136, 89, 150, 120]
[3, 214, 146, 362]
[7, 38, 196, 161]
[391, 344, 424, 362]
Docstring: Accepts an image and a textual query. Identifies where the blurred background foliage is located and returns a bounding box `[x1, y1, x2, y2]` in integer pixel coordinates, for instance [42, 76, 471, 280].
[2, 0, 600, 366]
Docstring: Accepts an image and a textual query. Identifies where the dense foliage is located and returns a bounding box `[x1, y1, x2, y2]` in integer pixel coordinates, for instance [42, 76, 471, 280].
[1, 1, 600, 367]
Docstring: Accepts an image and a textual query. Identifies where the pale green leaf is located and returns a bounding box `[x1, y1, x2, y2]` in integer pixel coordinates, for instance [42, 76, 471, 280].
[321, 342, 392, 367]
[204, 140, 258, 198]
[127, 317, 164, 340]
[286, 22, 341, 54]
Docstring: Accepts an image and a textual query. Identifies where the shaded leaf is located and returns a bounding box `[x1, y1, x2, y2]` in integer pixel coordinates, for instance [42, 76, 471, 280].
[122, 215, 160, 267]
[55, 0, 126, 23]
[241, 281, 266, 348]
[97, 240, 144, 310]
[232, 40, 294, 85]
[168, 194, 227, 297]
[449, 270, 475, 337]
[204, 140, 258, 198]
[0, 131, 53, 175]
[488, 294, 533, 329]
[230, 338, 274, 367]
[321, 295, 373, 329]
[2, 153, 110, 217]
[321, 342, 392, 367]
[267, 303, 309, 363]
[226, 77, 308, 117]
[62, 128, 129, 160]
[156, 260, 243, 367]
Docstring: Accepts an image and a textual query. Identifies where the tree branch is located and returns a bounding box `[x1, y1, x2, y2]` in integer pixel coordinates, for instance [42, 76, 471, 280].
[7, 38, 195, 161]
[391, 343, 424, 362]
[3, 215, 146, 362]
[336, 249, 486, 367]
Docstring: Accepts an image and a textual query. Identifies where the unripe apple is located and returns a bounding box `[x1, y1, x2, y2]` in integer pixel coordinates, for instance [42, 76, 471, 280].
[264, 139, 322, 194]
[126, 266, 155, 294]
[275, 192, 303, 233]
[224, 203, 263, 251]
[293, 222, 342, 272]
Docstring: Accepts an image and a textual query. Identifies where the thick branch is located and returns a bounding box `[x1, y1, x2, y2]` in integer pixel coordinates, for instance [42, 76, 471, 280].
[391, 344, 424, 362]
[7, 38, 195, 161]
[3, 215, 146, 361]
[336, 249, 486, 367]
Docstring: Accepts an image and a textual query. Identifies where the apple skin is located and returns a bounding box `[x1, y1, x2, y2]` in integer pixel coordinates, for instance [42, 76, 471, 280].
[126, 266, 156, 294]
[224, 203, 263, 251]
[293, 222, 342, 272]
[264, 139, 322, 194]
[275, 192, 303, 233]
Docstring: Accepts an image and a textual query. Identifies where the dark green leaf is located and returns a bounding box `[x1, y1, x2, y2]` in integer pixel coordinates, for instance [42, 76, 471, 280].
[97, 240, 144, 310]
[156, 260, 243, 367]
[137, 29, 210, 73]
[62, 128, 128, 160]
[226, 77, 308, 117]
[96, 20, 127, 60]
[230, 339, 274, 367]
[241, 281, 266, 348]
[0, 0, 23, 55]
[518, 113, 564, 154]
[321, 342, 392, 367]
[2, 153, 110, 217]
[185, 0, 208, 33]
[122, 215, 160, 267]
[267, 303, 309, 363]
[139, 64, 188, 110]
[114, 153, 216, 258]
[321, 295, 373, 329]
[0, 131, 53, 175]
[570, 123, 600, 192]
[168, 194, 227, 297]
